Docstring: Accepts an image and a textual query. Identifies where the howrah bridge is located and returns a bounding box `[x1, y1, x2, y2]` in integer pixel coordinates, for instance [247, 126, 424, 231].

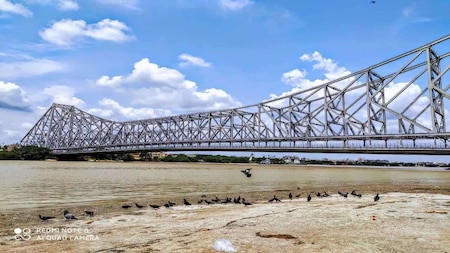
[20, 35, 450, 156]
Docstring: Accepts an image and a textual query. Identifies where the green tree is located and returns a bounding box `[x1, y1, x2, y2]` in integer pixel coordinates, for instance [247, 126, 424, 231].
[17, 146, 51, 160]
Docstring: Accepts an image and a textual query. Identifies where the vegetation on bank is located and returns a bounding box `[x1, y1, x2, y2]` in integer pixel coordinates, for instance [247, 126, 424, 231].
[1, 146, 449, 168]
[0, 146, 52, 160]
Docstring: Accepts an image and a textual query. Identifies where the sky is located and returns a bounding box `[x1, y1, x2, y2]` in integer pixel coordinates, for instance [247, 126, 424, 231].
[1, 0, 449, 163]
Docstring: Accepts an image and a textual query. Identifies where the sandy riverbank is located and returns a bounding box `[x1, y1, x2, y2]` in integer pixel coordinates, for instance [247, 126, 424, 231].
[1, 184, 449, 253]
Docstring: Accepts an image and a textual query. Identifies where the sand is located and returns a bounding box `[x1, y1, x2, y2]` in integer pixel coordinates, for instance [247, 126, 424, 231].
[1, 186, 449, 253]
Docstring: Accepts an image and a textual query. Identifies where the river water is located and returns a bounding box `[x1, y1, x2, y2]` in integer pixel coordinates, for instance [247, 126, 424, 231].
[0, 160, 448, 211]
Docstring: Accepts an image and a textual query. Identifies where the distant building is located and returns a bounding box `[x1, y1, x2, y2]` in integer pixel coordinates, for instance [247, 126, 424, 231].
[282, 156, 301, 164]
[260, 158, 271, 164]
[151, 152, 167, 160]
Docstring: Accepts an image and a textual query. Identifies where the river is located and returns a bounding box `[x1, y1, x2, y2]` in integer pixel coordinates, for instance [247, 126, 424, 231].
[0, 160, 448, 211]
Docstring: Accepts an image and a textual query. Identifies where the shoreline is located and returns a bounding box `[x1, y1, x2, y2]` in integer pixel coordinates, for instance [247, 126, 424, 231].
[1, 190, 449, 252]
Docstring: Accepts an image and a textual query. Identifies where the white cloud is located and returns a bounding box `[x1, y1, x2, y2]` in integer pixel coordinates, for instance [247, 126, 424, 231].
[96, 0, 138, 10]
[299, 51, 351, 81]
[90, 98, 172, 120]
[57, 0, 78, 11]
[281, 69, 307, 87]
[0, 59, 65, 80]
[96, 58, 242, 112]
[39, 18, 131, 46]
[219, 0, 252, 11]
[178, 53, 212, 68]
[0, 0, 32, 17]
[0, 81, 29, 110]
[41, 85, 85, 107]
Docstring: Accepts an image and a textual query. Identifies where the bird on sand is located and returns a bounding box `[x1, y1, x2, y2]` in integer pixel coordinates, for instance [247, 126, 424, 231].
[184, 199, 192, 205]
[122, 204, 132, 209]
[39, 215, 55, 221]
[135, 203, 145, 209]
[374, 193, 380, 202]
[63, 210, 77, 220]
[84, 210, 94, 217]
[338, 191, 348, 198]
[242, 198, 252, 206]
[307, 194, 312, 202]
[149, 204, 161, 209]
[268, 195, 281, 202]
[288, 192, 293, 200]
[241, 168, 252, 177]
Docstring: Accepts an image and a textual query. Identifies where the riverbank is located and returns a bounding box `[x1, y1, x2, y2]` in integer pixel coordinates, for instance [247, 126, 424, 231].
[1, 162, 449, 252]
[1, 184, 449, 252]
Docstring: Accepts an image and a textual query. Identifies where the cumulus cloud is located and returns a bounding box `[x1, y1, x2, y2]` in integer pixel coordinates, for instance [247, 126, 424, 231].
[88, 98, 172, 120]
[271, 51, 351, 103]
[96, 0, 139, 10]
[41, 85, 85, 107]
[178, 54, 212, 68]
[0, 59, 65, 80]
[39, 18, 132, 46]
[219, 0, 252, 11]
[57, 0, 78, 11]
[299, 51, 351, 81]
[96, 58, 241, 113]
[0, 81, 30, 111]
[0, 0, 32, 17]
[281, 69, 307, 87]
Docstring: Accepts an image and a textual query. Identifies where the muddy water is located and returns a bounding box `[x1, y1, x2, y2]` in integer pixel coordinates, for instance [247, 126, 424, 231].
[0, 160, 448, 210]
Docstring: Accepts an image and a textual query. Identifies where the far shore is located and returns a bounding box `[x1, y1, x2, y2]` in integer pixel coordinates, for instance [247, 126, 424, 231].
[38, 159, 450, 172]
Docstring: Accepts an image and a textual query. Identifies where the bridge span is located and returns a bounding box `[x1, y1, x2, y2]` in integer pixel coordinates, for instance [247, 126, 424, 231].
[20, 35, 450, 155]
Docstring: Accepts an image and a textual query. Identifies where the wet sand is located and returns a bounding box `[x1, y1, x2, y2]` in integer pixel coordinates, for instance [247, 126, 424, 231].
[1, 180, 449, 253]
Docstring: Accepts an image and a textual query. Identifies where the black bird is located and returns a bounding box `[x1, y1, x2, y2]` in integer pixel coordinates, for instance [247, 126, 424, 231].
[374, 193, 380, 202]
[211, 196, 220, 203]
[149, 204, 161, 209]
[241, 168, 252, 177]
[322, 191, 330, 197]
[221, 197, 232, 204]
[288, 192, 292, 200]
[307, 194, 312, 202]
[351, 190, 362, 198]
[204, 199, 213, 205]
[183, 199, 192, 205]
[295, 193, 301, 198]
[39, 215, 55, 221]
[63, 210, 77, 220]
[122, 204, 132, 209]
[168, 201, 176, 206]
[135, 203, 145, 209]
[84, 210, 94, 217]
[316, 192, 322, 198]
[338, 191, 348, 198]
[242, 198, 252, 206]
[197, 199, 204, 204]
[268, 195, 281, 202]
[164, 203, 171, 208]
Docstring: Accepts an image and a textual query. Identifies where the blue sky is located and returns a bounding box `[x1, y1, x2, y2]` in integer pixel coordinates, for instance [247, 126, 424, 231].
[1, 0, 449, 163]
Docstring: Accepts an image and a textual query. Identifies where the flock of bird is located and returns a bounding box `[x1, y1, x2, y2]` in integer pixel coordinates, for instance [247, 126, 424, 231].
[38, 169, 382, 222]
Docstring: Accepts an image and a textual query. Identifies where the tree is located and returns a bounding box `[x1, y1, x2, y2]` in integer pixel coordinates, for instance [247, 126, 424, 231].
[18, 146, 51, 160]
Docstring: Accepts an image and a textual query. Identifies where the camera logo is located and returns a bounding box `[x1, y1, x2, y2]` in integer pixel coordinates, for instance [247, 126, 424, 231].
[14, 228, 31, 241]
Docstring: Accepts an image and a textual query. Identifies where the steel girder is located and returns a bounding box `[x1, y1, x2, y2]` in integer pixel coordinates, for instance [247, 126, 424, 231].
[20, 35, 450, 154]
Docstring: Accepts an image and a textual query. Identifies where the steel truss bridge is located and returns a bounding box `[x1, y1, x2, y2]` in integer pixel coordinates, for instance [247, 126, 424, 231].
[21, 35, 450, 155]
